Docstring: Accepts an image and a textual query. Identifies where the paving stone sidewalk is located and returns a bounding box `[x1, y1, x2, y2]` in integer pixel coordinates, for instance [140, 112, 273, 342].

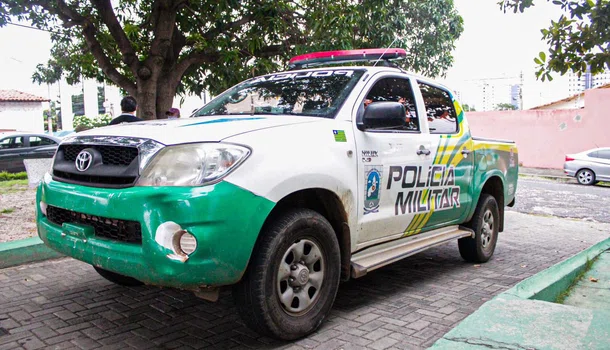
[1, 212, 609, 350]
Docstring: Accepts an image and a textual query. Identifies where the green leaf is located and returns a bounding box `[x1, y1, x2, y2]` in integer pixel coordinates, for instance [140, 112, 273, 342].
[539, 52, 547, 62]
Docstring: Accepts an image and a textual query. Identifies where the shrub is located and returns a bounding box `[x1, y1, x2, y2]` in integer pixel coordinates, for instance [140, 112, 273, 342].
[0, 171, 28, 181]
[73, 114, 113, 131]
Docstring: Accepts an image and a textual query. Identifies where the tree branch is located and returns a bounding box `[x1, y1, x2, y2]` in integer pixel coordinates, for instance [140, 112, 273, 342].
[88, 0, 139, 75]
[148, 0, 177, 68]
[33, 0, 137, 95]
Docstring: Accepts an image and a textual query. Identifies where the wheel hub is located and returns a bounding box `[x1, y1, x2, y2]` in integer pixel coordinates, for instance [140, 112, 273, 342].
[290, 264, 310, 287]
[481, 209, 494, 248]
[276, 239, 325, 315]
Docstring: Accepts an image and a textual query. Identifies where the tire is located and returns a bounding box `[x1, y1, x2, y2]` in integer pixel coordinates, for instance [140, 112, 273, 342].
[458, 194, 499, 263]
[233, 209, 341, 340]
[576, 169, 596, 186]
[93, 266, 144, 286]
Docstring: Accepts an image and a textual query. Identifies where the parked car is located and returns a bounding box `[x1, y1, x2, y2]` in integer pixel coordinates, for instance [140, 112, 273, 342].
[0, 132, 62, 173]
[37, 48, 519, 340]
[564, 147, 610, 185]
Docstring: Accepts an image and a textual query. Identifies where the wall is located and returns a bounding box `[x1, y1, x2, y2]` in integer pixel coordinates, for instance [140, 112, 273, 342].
[467, 88, 609, 169]
[0, 101, 44, 132]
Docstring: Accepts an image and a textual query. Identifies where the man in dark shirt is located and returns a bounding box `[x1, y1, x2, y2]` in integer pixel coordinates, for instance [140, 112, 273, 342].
[108, 96, 142, 125]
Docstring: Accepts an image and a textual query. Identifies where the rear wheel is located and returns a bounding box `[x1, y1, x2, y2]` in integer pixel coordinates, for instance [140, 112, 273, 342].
[576, 169, 595, 185]
[458, 194, 499, 263]
[93, 266, 143, 286]
[233, 209, 341, 340]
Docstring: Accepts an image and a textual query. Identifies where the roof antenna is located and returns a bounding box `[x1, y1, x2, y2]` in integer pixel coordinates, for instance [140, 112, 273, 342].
[373, 36, 400, 67]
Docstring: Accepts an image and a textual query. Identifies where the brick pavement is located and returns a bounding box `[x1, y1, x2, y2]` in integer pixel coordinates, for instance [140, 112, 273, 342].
[1, 211, 609, 350]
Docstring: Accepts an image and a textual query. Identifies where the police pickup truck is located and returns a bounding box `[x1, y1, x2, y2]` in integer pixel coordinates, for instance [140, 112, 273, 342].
[37, 48, 518, 340]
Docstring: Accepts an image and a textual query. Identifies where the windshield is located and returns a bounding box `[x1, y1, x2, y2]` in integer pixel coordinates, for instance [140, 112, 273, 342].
[195, 69, 364, 118]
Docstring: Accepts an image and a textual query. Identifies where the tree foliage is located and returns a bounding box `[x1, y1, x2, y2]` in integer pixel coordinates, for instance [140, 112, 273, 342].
[0, 0, 463, 119]
[462, 103, 476, 111]
[499, 0, 610, 81]
[495, 102, 518, 110]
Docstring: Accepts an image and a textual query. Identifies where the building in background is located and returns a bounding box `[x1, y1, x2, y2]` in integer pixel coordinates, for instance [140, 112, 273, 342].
[481, 83, 496, 111]
[0, 90, 48, 132]
[510, 84, 522, 110]
[568, 67, 610, 95]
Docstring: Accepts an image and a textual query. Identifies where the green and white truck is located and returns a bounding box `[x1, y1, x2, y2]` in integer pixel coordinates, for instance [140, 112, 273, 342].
[37, 49, 518, 340]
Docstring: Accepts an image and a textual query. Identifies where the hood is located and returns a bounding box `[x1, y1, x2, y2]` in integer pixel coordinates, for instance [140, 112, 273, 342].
[74, 115, 321, 145]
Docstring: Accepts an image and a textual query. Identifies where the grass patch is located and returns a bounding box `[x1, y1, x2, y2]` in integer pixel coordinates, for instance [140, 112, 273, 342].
[1, 208, 14, 214]
[0, 179, 29, 194]
[0, 171, 27, 181]
[555, 257, 597, 304]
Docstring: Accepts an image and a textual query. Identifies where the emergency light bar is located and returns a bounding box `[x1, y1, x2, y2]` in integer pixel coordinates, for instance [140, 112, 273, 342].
[289, 48, 407, 69]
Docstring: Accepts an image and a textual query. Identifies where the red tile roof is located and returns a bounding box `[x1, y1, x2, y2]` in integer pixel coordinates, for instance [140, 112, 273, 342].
[0, 90, 49, 102]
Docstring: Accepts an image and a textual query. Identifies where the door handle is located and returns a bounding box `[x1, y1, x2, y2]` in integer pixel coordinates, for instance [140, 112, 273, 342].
[417, 148, 431, 156]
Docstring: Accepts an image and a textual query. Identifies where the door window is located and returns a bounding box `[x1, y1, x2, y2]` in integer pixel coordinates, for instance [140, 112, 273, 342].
[596, 150, 610, 159]
[29, 136, 56, 147]
[0, 137, 24, 149]
[363, 77, 419, 131]
[418, 83, 458, 134]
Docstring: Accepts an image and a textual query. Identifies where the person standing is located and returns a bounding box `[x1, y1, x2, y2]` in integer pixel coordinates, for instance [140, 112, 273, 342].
[108, 96, 142, 125]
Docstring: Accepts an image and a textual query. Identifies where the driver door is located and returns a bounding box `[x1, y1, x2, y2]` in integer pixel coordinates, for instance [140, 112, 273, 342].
[353, 75, 437, 246]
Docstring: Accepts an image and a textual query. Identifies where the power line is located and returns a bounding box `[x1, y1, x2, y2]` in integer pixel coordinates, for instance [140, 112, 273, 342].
[5, 22, 64, 36]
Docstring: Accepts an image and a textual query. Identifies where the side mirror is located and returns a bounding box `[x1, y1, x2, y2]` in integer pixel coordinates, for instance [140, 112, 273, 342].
[358, 101, 406, 131]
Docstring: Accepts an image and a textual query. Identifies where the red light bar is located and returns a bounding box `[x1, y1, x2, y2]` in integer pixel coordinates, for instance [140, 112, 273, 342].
[289, 48, 407, 69]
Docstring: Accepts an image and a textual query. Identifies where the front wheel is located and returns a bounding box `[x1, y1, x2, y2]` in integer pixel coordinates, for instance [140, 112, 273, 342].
[458, 194, 499, 263]
[233, 209, 341, 340]
[576, 169, 595, 185]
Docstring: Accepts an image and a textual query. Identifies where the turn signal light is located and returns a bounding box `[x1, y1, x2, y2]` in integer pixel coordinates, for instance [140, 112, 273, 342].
[565, 156, 575, 162]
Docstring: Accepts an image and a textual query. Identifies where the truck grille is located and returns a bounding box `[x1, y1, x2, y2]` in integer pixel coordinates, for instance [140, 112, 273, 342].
[52, 171, 137, 186]
[46, 206, 142, 244]
[53, 143, 141, 188]
[61, 144, 138, 166]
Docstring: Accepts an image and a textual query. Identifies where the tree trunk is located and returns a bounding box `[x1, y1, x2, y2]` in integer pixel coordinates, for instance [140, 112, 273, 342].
[155, 78, 176, 119]
[136, 79, 158, 120]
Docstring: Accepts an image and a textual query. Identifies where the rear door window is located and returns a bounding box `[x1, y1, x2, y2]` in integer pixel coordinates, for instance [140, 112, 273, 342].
[29, 136, 56, 147]
[418, 82, 458, 134]
[597, 150, 610, 160]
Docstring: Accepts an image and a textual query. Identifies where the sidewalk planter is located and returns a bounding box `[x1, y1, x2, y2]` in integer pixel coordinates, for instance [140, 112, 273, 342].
[0, 237, 64, 269]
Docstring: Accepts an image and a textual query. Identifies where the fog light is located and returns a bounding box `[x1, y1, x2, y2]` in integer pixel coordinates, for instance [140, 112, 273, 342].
[179, 232, 197, 255]
[155, 221, 198, 263]
[40, 201, 48, 216]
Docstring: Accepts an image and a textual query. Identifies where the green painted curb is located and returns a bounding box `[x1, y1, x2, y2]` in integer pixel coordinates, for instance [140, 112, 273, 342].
[429, 238, 610, 350]
[503, 237, 610, 302]
[0, 237, 64, 269]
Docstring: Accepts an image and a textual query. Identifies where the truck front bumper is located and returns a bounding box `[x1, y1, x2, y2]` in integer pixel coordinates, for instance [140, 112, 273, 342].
[36, 174, 275, 289]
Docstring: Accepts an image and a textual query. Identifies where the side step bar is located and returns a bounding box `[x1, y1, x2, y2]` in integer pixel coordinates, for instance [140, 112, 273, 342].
[350, 225, 474, 278]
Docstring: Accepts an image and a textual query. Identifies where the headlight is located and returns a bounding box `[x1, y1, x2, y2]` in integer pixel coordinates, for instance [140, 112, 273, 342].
[136, 143, 250, 186]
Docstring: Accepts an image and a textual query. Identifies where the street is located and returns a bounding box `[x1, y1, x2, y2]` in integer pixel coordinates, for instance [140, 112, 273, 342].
[0, 179, 609, 350]
[509, 178, 610, 223]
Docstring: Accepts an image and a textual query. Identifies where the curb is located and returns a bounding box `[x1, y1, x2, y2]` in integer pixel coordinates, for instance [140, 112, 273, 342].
[0, 237, 64, 269]
[503, 237, 610, 302]
[519, 172, 574, 181]
[429, 237, 610, 349]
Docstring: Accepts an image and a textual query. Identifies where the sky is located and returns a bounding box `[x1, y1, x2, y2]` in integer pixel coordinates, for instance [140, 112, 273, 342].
[442, 0, 570, 109]
[0, 0, 573, 111]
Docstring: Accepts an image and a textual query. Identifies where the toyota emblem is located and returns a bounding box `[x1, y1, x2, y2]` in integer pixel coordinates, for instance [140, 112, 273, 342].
[75, 150, 93, 172]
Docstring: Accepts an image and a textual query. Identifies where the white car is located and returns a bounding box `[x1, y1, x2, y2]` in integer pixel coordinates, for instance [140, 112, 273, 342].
[564, 147, 610, 185]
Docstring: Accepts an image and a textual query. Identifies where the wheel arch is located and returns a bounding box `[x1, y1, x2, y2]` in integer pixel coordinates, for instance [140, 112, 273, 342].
[474, 175, 505, 232]
[257, 188, 352, 281]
